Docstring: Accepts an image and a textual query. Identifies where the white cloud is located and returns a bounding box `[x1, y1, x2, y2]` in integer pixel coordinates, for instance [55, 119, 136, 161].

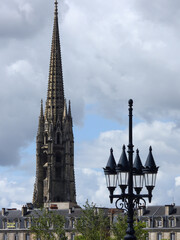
[1, 0, 180, 208]
[0, 177, 33, 208]
[75, 120, 180, 206]
[175, 176, 180, 187]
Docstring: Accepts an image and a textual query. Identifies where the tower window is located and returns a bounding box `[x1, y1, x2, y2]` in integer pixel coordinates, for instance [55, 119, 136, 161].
[56, 167, 61, 178]
[57, 132, 60, 144]
[56, 153, 61, 162]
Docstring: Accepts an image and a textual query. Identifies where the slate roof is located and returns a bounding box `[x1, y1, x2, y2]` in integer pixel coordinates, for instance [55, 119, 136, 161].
[142, 205, 180, 216]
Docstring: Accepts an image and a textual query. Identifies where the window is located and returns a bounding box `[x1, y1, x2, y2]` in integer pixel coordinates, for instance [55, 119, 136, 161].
[56, 152, 61, 162]
[72, 219, 75, 228]
[15, 221, 19, 228]
[65, 219, 69, 228]
[15, 233, 18, 240]
[4, 233, 7, 240]
[170, 218, 175, 227]
[71, 234, 75, 240]
[145, 220, 149, 228]
[157, 220, 162, 227]
[26, 220, 29, 228]
[157, 233, 162, 240]
[56, 167, 61, 178]
[57, 132, 60, 144]
[170, 233, 175, 240]
[4, 221, 7, 229]
[26, 234, 30, 240]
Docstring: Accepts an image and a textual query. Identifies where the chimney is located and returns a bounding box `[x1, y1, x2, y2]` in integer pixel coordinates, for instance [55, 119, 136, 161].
[2, 208, 5, 216]
[22, 206, 27, 216]
[165, 204, 174, 216]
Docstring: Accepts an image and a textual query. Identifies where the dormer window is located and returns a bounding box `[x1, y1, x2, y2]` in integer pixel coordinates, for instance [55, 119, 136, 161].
[158, 220, 162, 227]
[3, 220, 7, 229]
[145, 219, 150, 228]
[26, 220, 29, 228]
[169, 218, 176, 227]
[15, 220, 19, 228]
[72, 219, 75, 228]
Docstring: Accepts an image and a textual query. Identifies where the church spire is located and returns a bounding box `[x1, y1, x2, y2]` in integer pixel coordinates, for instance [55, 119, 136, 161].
[45, 0, 64, 123]
[33, 0, 76, 208]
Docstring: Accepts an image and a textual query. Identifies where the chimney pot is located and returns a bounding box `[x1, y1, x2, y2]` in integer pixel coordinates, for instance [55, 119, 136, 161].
[2, 208, 5, 216]
[22, 206, 27, 216]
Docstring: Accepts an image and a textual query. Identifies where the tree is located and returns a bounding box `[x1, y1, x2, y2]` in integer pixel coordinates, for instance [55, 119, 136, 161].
[30, 208, 67, 240]
[112, 215, 148, 240]
[75, 200, 111, 240]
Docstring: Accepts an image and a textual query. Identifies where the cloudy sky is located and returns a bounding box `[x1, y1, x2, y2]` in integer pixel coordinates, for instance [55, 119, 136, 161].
[1, 0, 180, 209]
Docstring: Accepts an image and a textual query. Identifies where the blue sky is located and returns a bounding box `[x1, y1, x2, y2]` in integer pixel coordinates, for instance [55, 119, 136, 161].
[1, 0, 180, 209]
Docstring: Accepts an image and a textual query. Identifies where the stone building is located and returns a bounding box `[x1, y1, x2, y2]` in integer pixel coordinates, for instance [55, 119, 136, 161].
[0, 205, 114, 240]
[33, 0, 76, 208]
[0, 205, 81, 240]
[138, 204, 180, 240]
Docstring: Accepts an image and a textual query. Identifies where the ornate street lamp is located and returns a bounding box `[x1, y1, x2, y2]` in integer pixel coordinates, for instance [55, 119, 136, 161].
[103, 99, 158, 240]
[104, 148, 117, 203]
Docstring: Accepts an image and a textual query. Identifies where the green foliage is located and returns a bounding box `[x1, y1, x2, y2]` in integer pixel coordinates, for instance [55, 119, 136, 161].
[30, 208, 67, 240]
[75, 200, 111, 240]
[112, 215, 148, 240]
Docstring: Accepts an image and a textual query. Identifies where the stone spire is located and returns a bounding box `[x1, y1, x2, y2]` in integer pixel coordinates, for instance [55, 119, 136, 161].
[45, 0, 64, 123]
[37, 99, 44, 135]
[33, 0, 76, 208]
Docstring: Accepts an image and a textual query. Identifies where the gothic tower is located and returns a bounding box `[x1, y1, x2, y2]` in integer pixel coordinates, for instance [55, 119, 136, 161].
[33, 0, 76, 207]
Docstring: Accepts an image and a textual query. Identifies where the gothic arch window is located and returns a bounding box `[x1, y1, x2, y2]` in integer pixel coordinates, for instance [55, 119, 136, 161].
[55, 196, 60, 202]
[56, 167, 61, 178]
[57, 132, 60, 144]
[44, 133, 48, 144]
[56, 152, 61, 162]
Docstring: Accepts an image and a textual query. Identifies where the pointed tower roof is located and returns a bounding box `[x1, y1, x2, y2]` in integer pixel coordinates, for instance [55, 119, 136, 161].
[45, 0, 64, 123]
[37, 99, 44, 135]
[40, 99, 43, 118]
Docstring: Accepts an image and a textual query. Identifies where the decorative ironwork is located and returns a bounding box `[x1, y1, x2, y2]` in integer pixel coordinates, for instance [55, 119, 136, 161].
[115, 198, 128, 211]
[133, 197, 146, 209]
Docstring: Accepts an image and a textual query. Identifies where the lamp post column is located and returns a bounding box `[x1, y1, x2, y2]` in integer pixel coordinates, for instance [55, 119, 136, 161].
[124, 99, 136, 240]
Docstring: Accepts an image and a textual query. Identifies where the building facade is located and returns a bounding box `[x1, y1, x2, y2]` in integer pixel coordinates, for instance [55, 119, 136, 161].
[0, 205, 81, 240]
[33, 0, 76, 207]
[138, 204, 180, 240]
[0, 205, 114, 240]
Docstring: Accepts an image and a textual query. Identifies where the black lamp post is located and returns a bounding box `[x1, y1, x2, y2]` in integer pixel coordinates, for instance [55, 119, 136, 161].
[104, 99, 158, 240]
